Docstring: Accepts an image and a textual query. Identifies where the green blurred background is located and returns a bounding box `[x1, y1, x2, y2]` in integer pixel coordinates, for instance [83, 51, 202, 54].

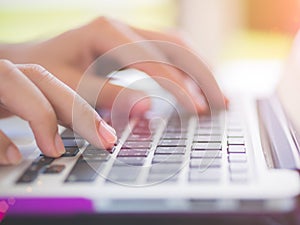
[0, 0, 299, 64]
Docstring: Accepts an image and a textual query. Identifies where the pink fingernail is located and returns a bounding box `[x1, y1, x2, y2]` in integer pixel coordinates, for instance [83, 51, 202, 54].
[6, 145, 22, 164]
[99, 120, 117, 144]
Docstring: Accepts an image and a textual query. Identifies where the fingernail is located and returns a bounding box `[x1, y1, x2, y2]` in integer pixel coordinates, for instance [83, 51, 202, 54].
[6, 145, 22, 164]
[99, 120, 117, 144]
[55, 133, 65, 155]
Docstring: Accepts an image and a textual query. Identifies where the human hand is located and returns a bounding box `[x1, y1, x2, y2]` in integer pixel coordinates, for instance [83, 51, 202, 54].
[0, 60, 116, 165]
[1, 17, 227, 115]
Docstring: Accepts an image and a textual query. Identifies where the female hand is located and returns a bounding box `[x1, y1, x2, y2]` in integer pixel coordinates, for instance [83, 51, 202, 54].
[0, 60, 116, 165]
[0, 17, 227, 115]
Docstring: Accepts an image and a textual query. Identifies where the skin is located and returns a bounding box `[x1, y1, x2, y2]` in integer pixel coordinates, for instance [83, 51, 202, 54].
[0, 17, 227, 165]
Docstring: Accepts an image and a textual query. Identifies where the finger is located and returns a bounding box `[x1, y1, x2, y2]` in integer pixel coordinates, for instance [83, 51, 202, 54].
[18, 64, 117, 149]
[130, 28, 227, 110]
[128, 61, 208, 114]
[52, 65, 151, 116]
[0, 130, 22, 165]
[75, 72, 152, 116]
[87, 17, 207, 113]
[0, 60, 65, 157]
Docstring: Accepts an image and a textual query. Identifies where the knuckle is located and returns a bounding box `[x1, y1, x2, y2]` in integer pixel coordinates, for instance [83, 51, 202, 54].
[0, 59, 15, 74]
[27, 63, 45, 72]
[89, 16, 119, 30]
[92, 16, 112, 26]
[0, 59, 13, 68]
[72, 97, 95, 126]
[25, 64, 56, 85]
[25, 64, 48, 75]
[40, 105, 56, 121]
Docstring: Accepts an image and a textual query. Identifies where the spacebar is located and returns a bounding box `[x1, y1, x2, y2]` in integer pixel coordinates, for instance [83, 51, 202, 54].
[65, 157, 105, 182]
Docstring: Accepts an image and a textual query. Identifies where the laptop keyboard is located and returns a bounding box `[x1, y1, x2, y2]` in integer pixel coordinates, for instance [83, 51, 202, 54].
[17, 107, 250, 186]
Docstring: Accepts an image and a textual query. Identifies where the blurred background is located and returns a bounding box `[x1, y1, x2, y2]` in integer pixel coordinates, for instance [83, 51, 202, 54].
[0, 0, 300, 67]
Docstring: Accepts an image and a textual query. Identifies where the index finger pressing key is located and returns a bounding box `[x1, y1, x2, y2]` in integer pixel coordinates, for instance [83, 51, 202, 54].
[18, 64, 117, 150]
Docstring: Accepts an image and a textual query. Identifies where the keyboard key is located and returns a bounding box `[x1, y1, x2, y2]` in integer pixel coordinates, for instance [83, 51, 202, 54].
[227, 131, 244, 138]
[62, 147, 79, 157]
[65, 158, 105, 182]
[192, 143, 222, 150]
[135, 119, 151, 128]
[107, 166, 141, 182]
[33, 156, 54, 166]
[190, 158, 222, 168]
[118, 149, 148, 157]
[198, 115, 219, 122]
[83, 145, 110, 154]
[17, 156, 54, 183]
[122, 141, 151, 149]
[152, 155, 184, 164]
[17, 170, 39, 183]
[158, 139, 186, 147]
[228, 153, 247, 162]
[61, 129, 81, 139]
[132, 127, 152, 135]
[228, 137, 244, 145]
[191, 151, 221, 158]
[162, 133, 187, 139]
[193, 135, 222, 143]
[227, 127, 243, 132]
[164, 127, 188, 133]
[62, 139, 85, 148]
[61, 129, 85, 147]
[198, 124, 221, 130]
[229, 162, 248, 172]
[189, 168, 221, 182]
[127, 134, 153, 141]
[149, 163, 182, 174]
[82, 147, 110, 161]
[82, 154, 110, 161]
[194, 129, 221, 136]
[114, 157, 145, 166]
[40, 147, 79, 157]
[43, 164, 65, 174]
[155, 146, 186, 154]
[168, 117, 189, 126]
[228, 145, 246, 153]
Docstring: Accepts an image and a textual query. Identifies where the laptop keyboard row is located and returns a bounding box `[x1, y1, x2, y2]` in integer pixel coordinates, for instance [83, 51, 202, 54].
[17, 109, 250, 185]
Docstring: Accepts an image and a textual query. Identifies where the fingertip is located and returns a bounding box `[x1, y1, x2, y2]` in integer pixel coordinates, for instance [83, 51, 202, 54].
[6, 145, 22, 165]
[98, 120, 117, 145]
[35, 132, 65, 158]
[54, 133, 66, 155]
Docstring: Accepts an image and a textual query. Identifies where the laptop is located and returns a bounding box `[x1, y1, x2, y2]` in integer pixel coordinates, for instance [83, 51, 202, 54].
[1, 33, 300, 218]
